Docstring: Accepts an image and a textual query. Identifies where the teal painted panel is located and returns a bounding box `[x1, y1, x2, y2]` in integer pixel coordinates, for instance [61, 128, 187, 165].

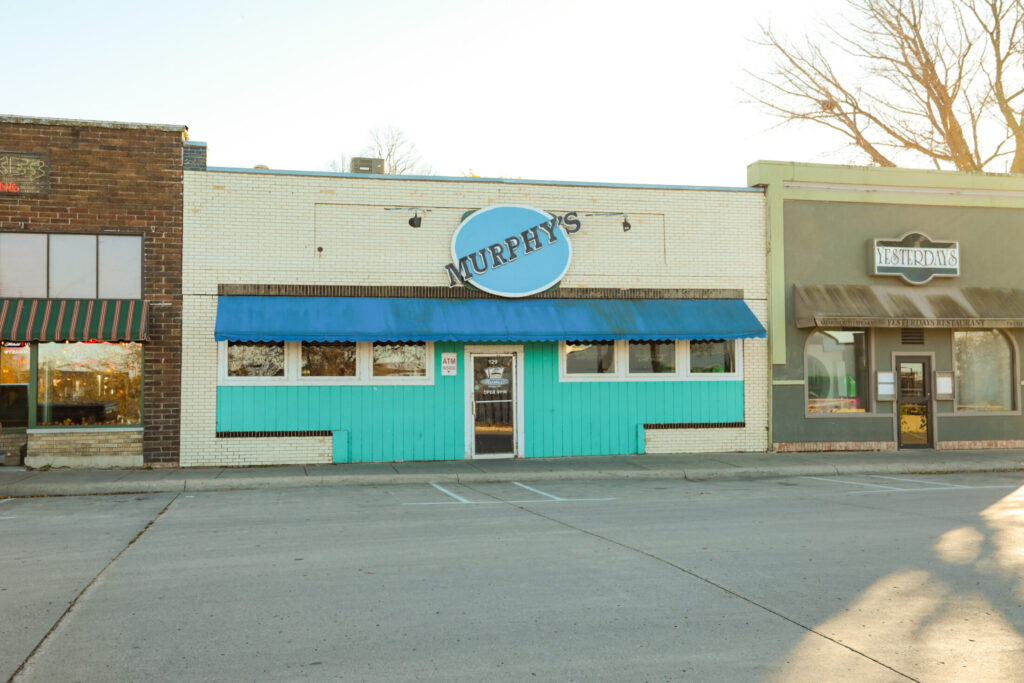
[217, 342, 464, 462]
[521, 342, 744, 458]
[216, 342, 745, 462]
[331, 430, 350, 463]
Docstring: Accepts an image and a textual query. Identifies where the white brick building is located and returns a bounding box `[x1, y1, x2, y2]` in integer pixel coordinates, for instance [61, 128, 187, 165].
[181, 156, 767, 466]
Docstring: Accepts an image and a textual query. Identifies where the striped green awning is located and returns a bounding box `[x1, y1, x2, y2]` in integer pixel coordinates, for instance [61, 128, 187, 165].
[0, 299, 149, 342]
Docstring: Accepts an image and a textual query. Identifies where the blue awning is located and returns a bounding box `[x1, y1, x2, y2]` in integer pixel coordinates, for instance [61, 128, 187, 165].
[215, 296, 766, 343]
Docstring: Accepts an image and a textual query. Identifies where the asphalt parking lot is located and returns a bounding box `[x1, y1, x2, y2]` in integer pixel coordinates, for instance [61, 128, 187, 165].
[4, 472, 1024, 681]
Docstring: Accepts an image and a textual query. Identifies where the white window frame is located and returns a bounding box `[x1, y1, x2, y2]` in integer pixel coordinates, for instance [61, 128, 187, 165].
[218, 341, 434, 386]
[558, 339, 743, 382]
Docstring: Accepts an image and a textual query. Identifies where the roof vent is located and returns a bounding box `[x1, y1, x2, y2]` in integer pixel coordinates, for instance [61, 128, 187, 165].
[901, 328, 925, 345]
[254, 164, 269, 170]
[350, 157, 385, 174]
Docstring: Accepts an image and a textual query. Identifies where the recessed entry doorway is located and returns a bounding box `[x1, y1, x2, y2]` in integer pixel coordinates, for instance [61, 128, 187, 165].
[895, 355, 933, 449]
[464, 346, 525, 459]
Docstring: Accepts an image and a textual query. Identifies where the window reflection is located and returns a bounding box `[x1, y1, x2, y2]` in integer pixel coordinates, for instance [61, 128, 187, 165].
[372, 342, 426, 377]
[227, 342, 285, 377]
[1, 343, 30, 428]
[955, 330, 1014, 411]
[302, 342, 356, 377]
[690, 339, 735, 373]
[37, 342, 142, 426]
[565, 341, 615, 374]
[806, 330, 868, 413]
[629, 340, 675, 373]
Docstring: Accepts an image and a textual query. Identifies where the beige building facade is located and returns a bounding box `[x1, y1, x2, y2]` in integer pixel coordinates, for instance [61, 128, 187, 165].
[181, 159, 768, 466]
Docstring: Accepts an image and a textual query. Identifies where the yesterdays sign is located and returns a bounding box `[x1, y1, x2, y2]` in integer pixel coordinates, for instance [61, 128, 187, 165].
[873, 232, 959, 285]
[444, 205, 580, 298]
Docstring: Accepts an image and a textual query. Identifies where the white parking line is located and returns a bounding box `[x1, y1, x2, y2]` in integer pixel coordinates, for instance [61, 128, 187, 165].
[851, 485, 1019, 495]
[0, 499, 12, 505]
[802, 475, 1019, 495]
[513, 481, 565, 501]
[802, 476, 903, 490]
[405, 482, 614, 506]
[430, 482, 472, 504]
[867, 475, 967, 488]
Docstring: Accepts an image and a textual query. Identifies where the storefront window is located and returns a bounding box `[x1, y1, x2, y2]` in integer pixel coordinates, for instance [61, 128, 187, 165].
[1, 343, 30, 428]
[302, 342, 356, 377]
[565, 341, 615, 374]
[36, 342, 142, 426]
[628, 341, 675, 374]
[806, 330, 869, 413]
[372, 342, 427, 377]
[954, 330, 1014, 412]
[690, 340, 735, 373]
[227, 342, 285, 377]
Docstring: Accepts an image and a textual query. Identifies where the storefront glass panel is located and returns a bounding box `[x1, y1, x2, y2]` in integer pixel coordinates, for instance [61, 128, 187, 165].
[228, 341, 285, 377]
[897, 358, 932, 448]
[628, 341, 675, 373]
[36, 342, 142, 426]
[301, 341, 356, 377]
[806, 330, 869, 413]
[565, 341, 615, 374]
[690, 340, 735, 373]
[473, 354, 515, 455]
[954, 330, 1014, 411]
[1, 343, 30, 428]
[372, 342, 427, 377]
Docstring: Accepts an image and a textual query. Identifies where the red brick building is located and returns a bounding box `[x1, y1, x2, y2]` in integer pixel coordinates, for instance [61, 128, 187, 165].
[0, 116, 185, 466]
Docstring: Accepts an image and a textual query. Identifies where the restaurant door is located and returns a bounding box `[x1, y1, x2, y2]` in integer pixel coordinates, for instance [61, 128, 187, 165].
[896, 356, 933, 449]
[464, 346, 524, 459]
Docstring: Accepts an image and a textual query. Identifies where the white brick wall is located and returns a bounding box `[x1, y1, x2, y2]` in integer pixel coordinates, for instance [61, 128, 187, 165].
[182, 171, 768, 465]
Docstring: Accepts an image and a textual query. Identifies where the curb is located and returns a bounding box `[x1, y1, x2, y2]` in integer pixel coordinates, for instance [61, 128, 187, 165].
[1, 459, 1022, 497]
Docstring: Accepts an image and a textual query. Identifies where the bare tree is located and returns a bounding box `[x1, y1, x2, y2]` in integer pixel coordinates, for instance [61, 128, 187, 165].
[324, 125, 435, 174]
[362, 125, 434, 175]
[747, 0, 1024, 171]
[326, 153, 350, 173]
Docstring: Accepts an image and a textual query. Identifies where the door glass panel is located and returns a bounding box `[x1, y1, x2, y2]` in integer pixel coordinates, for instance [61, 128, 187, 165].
[899, 404, 929, 445]
[899, 362, 925, 398]
[473, 355, 514, 455]
[1, 343, 30, 428]
[897, 359, 930, 448]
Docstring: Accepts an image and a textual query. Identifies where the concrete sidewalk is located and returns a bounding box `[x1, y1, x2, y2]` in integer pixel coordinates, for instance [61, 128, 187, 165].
[1, 449, 1023, 497]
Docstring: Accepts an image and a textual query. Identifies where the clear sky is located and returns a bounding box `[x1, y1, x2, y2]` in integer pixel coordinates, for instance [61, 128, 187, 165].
[6, 0, 853, 187]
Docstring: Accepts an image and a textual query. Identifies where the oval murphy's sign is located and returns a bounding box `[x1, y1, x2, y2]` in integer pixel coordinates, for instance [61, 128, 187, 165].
[444, 205, 580, 297]
[873, 232, 959, 285]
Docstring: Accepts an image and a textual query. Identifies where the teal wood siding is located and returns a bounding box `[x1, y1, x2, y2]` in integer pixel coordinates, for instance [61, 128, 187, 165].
[521, 343, 744, 457]
[216, 342, 745, 462]
[217, 342, 464, 462]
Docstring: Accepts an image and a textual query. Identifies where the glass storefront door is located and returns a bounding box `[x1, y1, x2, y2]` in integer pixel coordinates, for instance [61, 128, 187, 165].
[896, 356, 932, 449]
[1, 343, 30, 428]
[468, 351, 520, 458]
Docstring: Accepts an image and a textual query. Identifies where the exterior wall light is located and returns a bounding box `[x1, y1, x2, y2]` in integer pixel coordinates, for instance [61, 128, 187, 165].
[622, 217, 631, 232]
[409, 211, 422, 228]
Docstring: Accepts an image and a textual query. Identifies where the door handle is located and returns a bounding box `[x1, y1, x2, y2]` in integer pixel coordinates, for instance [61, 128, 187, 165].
[471, 403, 476, 417]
